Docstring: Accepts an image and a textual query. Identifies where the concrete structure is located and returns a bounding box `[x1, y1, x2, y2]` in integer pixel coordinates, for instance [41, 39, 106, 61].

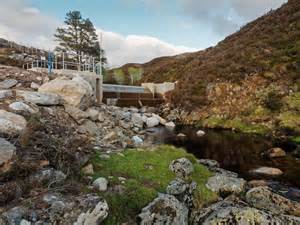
[142, 82, 176, 96]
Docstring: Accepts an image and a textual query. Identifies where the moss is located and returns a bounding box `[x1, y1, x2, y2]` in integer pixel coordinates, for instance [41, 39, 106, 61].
[202, 116, 269, 135]
[91, 145, 217, 225]
[278, 112, 300, 132]
[291, 136, 300, 145]
[285, 92, 300, 111]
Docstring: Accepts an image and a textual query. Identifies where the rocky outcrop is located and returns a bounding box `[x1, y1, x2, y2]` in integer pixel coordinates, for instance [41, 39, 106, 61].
[38, 76, 93, 109]
[245, 186, 300, 216]
[16, 90, 62, 106]
[206, 174, 246, 196]
[192, 198, 300, 225]
[169, 158, 194, 178]
[0, 110, 27, 136]
[138, 193, 189, 225]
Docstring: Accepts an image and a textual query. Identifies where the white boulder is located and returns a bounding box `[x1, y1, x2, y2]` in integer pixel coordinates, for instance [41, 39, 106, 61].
[93, 177, 108, 191]
[16, 90, 62, 106]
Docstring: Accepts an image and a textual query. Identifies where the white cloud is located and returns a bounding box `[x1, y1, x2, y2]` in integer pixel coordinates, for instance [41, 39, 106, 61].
[97, 29, 196, 68]
[0, 0, 59, 49]
[179, 0, 287, 36]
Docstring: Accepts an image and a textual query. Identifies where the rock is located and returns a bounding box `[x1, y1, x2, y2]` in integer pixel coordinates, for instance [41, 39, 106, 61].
[38, 76, 93, 109]
[245, 186, 299, 215]
[0, 138, 16, 172]
[0, 79, 18, 89]
[16, 90, 62, 106]
[103, 131, 118, 142]
[65, 105, 88, 124]
[30, 168, 66, 185]
[206, 174, 246, 196]
[50, 201, 66, 214]
[131, 113, 144, 128]
[146, 116, 160, 128]
[247, 180, 268, 188]
[78, 120, 98, 136]
[86, 108, 99, 121]
[198, 159, 220, 169]
[169, 158, 194, 178]
[30, 82, 40, 90]
[165, 121, 176, 130]
[250, 167, 283, 177]
[20, 219, 31, 225]
[132, 135, 143, 146]
[166, 178, 197, 209]
[93, 177, 108, 191]
[196, 130, 206, 137]
[265, 147, 286, 158]
[0, 90, 12, 99]
[138, 193, 188, 225]
[0, 110, 27, 136]
[192, 198, 300, 225]
[98, 112, 105, 122]
[213, 168, 238, 178]
[176, 133, 187, 141]
[74, 198, 109, 225]
[0, 207, 27, 225]
[82, 164, 94, 175]
[9, 101, 38, 114]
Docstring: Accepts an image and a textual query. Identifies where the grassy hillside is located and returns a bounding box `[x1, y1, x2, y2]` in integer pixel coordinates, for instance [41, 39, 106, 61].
[114, 0, 300, 137]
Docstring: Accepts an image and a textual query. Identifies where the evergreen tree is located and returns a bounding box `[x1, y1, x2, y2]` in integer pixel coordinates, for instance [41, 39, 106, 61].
[54, 11, 106, 64]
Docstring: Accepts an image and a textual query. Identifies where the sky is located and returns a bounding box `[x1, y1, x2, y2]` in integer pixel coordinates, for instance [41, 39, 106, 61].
[0, 0, 287, 68]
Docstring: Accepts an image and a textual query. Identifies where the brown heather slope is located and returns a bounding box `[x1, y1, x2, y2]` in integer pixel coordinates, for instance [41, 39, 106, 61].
[115, 0, 300, 137]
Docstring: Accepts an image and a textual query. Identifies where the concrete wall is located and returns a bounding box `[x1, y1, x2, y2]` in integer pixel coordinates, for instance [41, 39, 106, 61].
[141, 82, 175, 96]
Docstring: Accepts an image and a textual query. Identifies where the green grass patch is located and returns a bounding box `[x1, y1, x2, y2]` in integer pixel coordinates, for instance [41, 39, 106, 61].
[291, 136, 300, 145]
[90, 145, 217, 225]
[285, 92, 300, 111]
[278, 112, 300, 133]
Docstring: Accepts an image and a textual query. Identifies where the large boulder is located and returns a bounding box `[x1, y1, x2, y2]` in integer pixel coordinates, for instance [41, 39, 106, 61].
[131, 113, 144, 128]
[38, 76, 93, 109]
[245, 186, 300, 216]
[146, 116, 160, 128]
[264, 147, 286, 158]
[0, 110, 27, 136]
[250, 167, 283, 177]
[0, 90, 12, 99]
[192, 198, 300, 225]
[65, 105, 88, 124]
[206, 174, 246, 196]
[169, 158, 194, 178]
[9, 101, 39, 114]
[0, 79, 18, 89]
[16, 90, 62, 106]
[138, 193, 188, 225]
[0, 138, 16, 172]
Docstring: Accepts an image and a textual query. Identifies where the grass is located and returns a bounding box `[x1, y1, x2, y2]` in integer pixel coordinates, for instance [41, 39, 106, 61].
[291, 136, 300, 145]
[278, 112, 300, 133]
[202, 116, 269, 135]
[90, 145, 217, 225]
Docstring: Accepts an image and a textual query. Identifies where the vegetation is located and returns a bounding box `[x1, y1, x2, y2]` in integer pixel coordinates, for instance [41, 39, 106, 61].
[54, 11, 106, 63]
[90, 145, 217, 225]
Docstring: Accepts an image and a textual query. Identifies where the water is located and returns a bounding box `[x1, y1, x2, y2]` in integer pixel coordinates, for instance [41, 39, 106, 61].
[146, 126, 300, 200]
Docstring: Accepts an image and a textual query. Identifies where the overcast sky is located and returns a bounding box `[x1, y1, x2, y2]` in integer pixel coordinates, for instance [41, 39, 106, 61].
[0, 0, 287, 67]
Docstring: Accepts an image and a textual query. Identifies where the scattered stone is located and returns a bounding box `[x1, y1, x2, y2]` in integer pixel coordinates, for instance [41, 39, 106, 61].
[265, 147, 286, 158]
[30, 82, 40, 90]
[38, 76, 93, 109]
[82, 164, 94, 175]
[103, 131, 118, 142]
[74, 198, 109, 225]
[0, 138, 16, 172]
[20, 219, 31, 225]
[65, 105, 88, 124]
[30, 168, 66, 185]
[93, 177, 108, 192]
[132, 135, 143, 146]
[0, 207, 27, 225]
[0, 90, 12, 99]
[250, 167, 283, 177]
[0, 79, 18, 89]
[196, 130, 206, 137]
[86, 108, 99, 121]
[0, 110, 27, 136]
[9, 101, 38, 114]
[169, 158, 194, 178]
[198, 159, 220, 169]
[246, 186, 299, 216]
[131, 113, 144, 128]
[206, 174, 246, 196]
[99, 154, 110, 160]
[78, 120, 98, 136]
[146, 116, 160, 128]
[138, 193, 188, 225]
[165, 121, 176, 130]
[16, 90, 62, 106]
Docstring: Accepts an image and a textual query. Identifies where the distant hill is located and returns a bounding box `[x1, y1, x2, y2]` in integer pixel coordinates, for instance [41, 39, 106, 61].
[113, 0, 300, 136]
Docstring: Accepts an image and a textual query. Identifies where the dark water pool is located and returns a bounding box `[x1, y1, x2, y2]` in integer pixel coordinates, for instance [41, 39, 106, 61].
[147, 126, 300, 190]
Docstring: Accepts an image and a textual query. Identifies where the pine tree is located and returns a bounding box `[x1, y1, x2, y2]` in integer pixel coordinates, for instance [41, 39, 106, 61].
[54, 11, 106, 64]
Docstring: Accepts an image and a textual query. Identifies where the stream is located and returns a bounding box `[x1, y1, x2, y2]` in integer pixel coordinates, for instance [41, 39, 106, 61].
[146, 126, 300, 201]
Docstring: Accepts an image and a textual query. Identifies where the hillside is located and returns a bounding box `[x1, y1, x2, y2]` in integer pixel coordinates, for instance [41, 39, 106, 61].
[114, 0, 300, 137]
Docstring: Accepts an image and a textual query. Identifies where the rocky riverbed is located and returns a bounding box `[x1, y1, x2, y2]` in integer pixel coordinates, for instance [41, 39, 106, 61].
[1, 65, 300, 224]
